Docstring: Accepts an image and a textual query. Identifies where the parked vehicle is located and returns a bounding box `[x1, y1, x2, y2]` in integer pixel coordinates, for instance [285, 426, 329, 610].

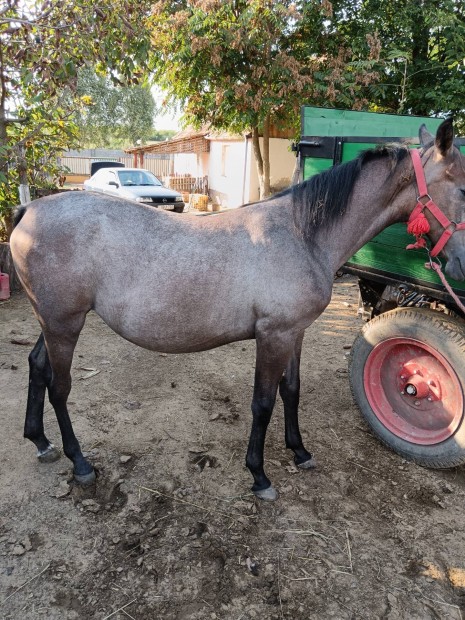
[84, 167, 185, 212]
[298, 106, 465, 469]
[90, 161, 125, 176]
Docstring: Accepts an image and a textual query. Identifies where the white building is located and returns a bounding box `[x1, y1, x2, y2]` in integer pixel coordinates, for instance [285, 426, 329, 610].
[125, 126, 296, 209]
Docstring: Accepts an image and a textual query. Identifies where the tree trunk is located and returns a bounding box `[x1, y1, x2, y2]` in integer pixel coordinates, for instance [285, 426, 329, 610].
[252, 127, 264, 199]
[262, 113, 271, 197]
[0, 43, 14, 240]
[17, 145, 31, 205]
[251, 115, 271, 200]
[0, 242, 21, 291]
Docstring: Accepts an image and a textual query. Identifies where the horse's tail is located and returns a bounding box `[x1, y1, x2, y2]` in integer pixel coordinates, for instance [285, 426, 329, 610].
[13, 206, 27, 228]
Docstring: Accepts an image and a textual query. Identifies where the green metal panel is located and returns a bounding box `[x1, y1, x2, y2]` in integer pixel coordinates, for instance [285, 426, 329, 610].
[346, 226, 465, 294]
[341, 142, 377, 161]
[303, 157, 333, 178]
[302, 106, 444, 138]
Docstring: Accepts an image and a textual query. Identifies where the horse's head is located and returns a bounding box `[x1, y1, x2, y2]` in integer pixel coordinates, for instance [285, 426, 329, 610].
[418, 119, 465, 281]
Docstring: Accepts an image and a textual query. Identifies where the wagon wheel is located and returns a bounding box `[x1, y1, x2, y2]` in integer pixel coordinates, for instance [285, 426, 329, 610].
[349, 307, 465, 468]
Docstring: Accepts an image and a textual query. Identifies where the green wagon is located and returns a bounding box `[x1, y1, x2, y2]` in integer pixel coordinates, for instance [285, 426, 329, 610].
[299, 106, 465, 468]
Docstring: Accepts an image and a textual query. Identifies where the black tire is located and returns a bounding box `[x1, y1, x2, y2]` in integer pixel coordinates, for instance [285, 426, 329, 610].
[349, 307, 465, 468]
[174, 206, 184, 213]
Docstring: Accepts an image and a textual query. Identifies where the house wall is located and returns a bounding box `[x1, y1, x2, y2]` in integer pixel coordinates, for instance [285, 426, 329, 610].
[208, 140, 247, 209]
[169, 137, 297, 209]
[172, 153, 199, 176]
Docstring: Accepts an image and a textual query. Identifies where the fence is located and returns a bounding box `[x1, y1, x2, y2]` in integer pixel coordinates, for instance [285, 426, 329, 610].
[60, 155, 173, 179]
[163, 175, 208, 194]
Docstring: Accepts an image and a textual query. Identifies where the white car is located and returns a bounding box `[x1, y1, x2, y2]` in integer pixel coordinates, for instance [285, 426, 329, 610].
[83, 167, 185, 213]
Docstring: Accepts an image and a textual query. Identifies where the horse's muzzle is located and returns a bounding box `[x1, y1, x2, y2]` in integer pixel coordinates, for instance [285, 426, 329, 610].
[445, 254, 465, 281]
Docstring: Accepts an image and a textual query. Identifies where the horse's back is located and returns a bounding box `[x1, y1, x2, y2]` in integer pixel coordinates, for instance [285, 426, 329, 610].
[10, 191, 322, 352]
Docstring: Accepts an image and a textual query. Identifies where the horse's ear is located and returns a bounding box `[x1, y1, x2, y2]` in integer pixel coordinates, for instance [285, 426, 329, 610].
[435, 118, 454, 156]
[419, 124, 434, 146]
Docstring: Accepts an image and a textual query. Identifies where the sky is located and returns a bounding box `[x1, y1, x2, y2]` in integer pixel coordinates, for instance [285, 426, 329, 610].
[152, 86, 182, 131]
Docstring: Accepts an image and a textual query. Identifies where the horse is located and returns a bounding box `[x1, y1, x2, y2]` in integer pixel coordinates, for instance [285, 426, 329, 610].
[10, 119, 465, 501]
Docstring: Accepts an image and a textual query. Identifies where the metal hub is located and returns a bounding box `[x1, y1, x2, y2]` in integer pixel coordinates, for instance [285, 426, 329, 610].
[364, 337, 463, 445]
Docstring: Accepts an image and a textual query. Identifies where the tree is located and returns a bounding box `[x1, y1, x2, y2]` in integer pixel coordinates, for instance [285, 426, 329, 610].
[149, 0, 379, 198]
[0, 0, 152, 238]
[332, 0, 465, 124]
[75, 69, 156, 148]
[149, 129, 177, 141]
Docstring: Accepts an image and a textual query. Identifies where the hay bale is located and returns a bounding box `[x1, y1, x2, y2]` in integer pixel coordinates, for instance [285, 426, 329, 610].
[190, 194, 209, 212]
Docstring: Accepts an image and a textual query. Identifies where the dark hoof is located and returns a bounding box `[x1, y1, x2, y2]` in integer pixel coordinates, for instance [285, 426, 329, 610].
[37, 445, 61, 463]
[74, 470, 96, 487]
[297, 456, 317, 470]
[253, 485, 278, 501]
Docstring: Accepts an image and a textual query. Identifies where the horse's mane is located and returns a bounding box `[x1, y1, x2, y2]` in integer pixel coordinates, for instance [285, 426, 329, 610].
[277, 144, 410, 239]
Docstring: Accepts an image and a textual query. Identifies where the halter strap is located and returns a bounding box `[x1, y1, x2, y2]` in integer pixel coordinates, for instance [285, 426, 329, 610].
[408, 149, 465, 257]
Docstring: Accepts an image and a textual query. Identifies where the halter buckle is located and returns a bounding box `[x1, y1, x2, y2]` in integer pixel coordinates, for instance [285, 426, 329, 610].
[417, 193, 432, 206]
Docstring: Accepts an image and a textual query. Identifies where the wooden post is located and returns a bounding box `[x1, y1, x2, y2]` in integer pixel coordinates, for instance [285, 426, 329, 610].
[0, 243, 22, 291]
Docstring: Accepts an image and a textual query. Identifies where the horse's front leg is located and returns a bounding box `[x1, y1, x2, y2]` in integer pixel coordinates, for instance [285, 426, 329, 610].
[279, 331, 315, 469]
[246, 332, 296, 501]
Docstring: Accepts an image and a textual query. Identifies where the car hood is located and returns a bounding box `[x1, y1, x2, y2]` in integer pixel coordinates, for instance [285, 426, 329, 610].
[118, 186, 179, 199]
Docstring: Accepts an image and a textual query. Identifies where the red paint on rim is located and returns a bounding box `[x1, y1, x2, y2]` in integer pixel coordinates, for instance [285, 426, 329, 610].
[364, 337, 463, 445]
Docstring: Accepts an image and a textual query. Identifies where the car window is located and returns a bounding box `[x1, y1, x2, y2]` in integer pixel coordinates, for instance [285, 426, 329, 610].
[117, 170, 162, 187]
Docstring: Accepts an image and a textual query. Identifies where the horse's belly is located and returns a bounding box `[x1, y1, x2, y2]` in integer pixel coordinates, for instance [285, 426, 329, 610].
[94, 302, 255, 354]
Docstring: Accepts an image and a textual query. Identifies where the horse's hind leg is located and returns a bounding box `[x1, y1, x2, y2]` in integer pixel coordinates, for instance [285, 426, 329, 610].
[279, 331, 315, 469]
[43, 316, 95, 485]
[24, 333, 61, 462]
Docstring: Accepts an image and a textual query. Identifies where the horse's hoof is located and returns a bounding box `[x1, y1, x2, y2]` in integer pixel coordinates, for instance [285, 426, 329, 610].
[37, 445, 61, 463]
[297, 456, 317, 470]
[74, 470, 96, 487]
[254, 485, 278, 501]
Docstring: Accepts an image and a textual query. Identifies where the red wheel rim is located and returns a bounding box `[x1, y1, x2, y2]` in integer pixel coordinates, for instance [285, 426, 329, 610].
[364, 337, 463, 445]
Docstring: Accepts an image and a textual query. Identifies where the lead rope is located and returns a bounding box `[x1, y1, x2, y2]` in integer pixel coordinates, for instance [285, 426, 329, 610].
[425, 254, 465, 314]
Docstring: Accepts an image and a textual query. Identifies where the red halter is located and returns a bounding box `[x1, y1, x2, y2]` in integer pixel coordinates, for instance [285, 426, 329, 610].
[406, 149, 465, 256]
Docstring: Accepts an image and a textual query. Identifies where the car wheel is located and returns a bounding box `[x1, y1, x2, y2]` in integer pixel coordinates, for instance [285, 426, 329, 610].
[349, 307, 465, 468]
[174, 206, 184, 213]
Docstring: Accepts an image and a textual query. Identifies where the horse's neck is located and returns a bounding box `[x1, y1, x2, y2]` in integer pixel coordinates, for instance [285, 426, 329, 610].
[320, 158, 413, 272]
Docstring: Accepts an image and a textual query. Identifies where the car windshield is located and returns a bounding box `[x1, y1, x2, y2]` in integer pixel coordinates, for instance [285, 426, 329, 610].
[117, 171, 162, 187]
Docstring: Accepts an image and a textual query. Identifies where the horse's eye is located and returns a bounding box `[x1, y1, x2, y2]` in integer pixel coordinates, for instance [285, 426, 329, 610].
[461, 189, 465, 198]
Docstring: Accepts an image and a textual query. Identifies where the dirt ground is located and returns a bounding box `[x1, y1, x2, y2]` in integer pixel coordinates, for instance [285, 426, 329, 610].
[1, 275, 465, 620]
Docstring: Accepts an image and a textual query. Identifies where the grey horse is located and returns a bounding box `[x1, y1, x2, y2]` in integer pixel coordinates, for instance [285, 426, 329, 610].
[10, 119, 465, 500]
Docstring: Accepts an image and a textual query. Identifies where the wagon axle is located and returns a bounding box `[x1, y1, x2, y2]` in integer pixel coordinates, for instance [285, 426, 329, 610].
[400, 369, 436, 402]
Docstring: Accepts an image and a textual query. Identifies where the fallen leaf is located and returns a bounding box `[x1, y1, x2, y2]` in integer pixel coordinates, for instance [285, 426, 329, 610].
[80, 370, 101, 380]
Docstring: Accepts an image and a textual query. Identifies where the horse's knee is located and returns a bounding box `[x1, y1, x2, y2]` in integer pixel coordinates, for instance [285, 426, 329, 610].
[48, 376, 71, 407]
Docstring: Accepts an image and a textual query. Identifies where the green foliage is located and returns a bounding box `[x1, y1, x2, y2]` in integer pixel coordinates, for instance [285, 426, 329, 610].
[0, 99, 79, 239]
[150, 1, 379, 133]
[149, 1, 380, 196]
[332, 0, 465, 122]
[75, 69, 156, 148]
[0, 0, 153, 238]
[149, 129, 177, 141]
